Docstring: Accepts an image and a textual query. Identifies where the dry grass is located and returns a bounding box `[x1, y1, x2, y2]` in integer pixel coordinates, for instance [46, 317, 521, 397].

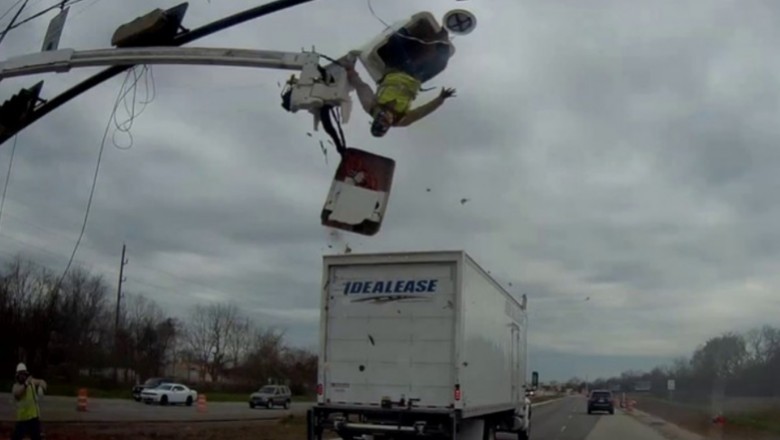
[631, 395, 780, 440]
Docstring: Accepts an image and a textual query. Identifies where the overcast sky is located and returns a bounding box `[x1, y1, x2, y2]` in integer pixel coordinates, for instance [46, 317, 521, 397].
[1, 0, 780, 381]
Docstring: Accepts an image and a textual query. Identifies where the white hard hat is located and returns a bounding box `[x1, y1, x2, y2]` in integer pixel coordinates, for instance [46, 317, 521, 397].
[16, 363, 27, 373]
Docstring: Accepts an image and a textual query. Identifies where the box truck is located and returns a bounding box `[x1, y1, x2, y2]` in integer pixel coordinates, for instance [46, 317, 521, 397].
[307, 251, 537, 440]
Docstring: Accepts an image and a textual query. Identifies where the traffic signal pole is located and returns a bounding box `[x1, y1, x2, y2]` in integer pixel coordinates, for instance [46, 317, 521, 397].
[0, 0, 318, 146]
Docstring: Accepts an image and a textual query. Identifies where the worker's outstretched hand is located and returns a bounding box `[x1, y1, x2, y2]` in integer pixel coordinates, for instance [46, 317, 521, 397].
[440, 87, 457, 100]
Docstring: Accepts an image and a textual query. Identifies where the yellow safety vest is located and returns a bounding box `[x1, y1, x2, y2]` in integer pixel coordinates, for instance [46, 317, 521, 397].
[374, 72, 421, 116]
[15, 385, 40, 421]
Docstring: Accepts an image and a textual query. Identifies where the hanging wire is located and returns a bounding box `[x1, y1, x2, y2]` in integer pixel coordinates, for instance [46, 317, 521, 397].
[111, 65, 156, 150]
[0, 135, 19, 234]
[53, 65, 153, 290]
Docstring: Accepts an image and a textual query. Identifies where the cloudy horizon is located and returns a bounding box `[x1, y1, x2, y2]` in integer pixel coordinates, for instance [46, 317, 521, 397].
[1, 0, 779, 381]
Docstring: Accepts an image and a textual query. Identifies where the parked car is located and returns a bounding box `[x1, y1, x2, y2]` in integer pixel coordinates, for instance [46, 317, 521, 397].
[587, 389, 615, 415]
[140, 382, 197, 406]
[132, 377, 174, 402]
[249, 384, 291, 409]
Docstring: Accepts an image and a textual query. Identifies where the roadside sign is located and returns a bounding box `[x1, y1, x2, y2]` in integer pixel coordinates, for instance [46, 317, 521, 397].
[41, 7, 69, 52]
[667, 379, 676, 391]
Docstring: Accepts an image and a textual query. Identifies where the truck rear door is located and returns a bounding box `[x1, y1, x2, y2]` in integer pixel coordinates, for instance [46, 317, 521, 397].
[322, 261, 457, 409]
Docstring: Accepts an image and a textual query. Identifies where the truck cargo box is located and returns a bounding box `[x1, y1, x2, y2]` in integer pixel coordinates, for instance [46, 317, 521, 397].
[317, 250, 528, 417]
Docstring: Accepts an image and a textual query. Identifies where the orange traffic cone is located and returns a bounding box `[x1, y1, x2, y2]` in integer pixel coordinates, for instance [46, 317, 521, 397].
[197, 394, 207, 413]
[76, 388, 88, 412]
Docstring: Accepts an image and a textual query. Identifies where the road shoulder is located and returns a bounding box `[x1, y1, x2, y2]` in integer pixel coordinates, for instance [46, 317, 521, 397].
[624, 409, 705, 440]
[585, 410, 679, 440]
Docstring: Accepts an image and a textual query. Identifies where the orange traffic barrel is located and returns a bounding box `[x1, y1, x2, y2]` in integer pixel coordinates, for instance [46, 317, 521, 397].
[197, 394, 207, 413]
[76, 388, 88, 412]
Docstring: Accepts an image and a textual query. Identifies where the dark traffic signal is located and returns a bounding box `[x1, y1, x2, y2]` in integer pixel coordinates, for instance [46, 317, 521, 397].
[0, 81, 44, 139]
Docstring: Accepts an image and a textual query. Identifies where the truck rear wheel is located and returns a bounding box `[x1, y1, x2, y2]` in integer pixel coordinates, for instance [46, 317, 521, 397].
[483, 423, 496, 440]
[517, 426, 529, 440]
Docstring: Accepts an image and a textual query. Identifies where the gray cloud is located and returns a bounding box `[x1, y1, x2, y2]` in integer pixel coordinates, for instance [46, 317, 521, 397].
[1, 0, 780, 380]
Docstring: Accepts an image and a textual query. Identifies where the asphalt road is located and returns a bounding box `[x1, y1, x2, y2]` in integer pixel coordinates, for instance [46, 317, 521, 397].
[0, 393, 311, 422]
[496, 395, 672, 440]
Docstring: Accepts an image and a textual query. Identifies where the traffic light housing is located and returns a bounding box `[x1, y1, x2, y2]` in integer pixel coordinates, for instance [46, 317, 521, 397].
[0, 81, 44, 137]
[111, 3, 189, 48]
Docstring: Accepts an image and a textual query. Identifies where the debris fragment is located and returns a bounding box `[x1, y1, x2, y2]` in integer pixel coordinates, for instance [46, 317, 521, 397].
[345, 244, 352, 254]
[319, 140, 328, 164]
[426, 188, 431, 192]
[307, 132, 313, 137]
[460, 198, 470, 205]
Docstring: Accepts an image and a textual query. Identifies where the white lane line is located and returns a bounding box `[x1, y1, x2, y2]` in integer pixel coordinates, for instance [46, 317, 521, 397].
[560, 426, 567, 432]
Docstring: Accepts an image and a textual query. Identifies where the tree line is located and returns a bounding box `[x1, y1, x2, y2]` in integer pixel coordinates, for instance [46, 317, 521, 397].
[0, 256, 317, 394]
[585, 325, 780, 399]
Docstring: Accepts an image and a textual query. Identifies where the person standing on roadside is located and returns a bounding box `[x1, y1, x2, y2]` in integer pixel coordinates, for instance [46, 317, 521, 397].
[11, 362, 47, 440]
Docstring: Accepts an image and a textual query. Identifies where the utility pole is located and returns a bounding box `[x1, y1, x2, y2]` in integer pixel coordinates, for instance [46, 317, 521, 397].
[114, 242, 128, 383]
[0, 0, 319, 146]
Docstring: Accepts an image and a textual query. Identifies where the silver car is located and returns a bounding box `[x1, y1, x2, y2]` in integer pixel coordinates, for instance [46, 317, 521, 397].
[249, 384, 292, 409]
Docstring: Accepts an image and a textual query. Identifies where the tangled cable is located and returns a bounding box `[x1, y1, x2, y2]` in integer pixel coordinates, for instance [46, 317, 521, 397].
[111, 64, 156, 150]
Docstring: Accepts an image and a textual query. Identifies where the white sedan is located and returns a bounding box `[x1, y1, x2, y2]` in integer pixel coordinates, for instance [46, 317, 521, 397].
[140, 382, 197, 406]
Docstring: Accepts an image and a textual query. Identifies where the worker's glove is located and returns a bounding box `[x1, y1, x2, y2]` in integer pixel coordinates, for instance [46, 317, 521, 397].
[440, 87, 456, 100]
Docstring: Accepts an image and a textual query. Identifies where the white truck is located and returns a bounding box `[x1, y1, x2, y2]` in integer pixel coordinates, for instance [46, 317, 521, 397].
[307, 251, 538, 440]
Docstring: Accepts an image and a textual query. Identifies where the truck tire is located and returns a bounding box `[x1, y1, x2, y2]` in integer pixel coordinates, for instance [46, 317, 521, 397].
[483, 423, 496, 440]
[517, 427, 529, 440]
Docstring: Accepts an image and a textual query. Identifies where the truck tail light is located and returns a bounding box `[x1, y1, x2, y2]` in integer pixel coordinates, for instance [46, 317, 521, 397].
[316, 383, 323, 396]
[454, 384, 461, 401]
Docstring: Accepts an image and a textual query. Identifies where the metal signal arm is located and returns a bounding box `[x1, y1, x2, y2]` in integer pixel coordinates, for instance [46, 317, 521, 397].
[0, 46, 351, 118]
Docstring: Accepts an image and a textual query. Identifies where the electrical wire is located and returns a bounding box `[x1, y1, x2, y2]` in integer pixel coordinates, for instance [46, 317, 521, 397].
[53, 67, 150, 290]
[111, 65, 156, 150]
[0, 135, 18, 234]
[1, 0, 89, 36]
[0, 0, 26, 23]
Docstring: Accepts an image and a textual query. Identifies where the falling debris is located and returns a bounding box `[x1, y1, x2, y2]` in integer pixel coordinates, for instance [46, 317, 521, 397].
[426, 188, 431, 192]
[319, 140, 329, 164]
[585, 296, 590, 301]
[307, 132, 313, 137]
[460, 198, 470, 205]
[345, 244, 352, 254]
[508, 282, 513, 287]
[368, 335, 375, 346]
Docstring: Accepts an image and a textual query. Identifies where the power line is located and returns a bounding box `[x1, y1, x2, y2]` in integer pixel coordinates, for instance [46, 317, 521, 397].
[0, 135, 18, 234]
[0, 0, 26, 23]
[0, 0, 28, 47]
[1, 0, 87, 36]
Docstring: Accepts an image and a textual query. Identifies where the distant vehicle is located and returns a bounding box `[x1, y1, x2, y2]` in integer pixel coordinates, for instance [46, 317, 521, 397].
[132, 377, 174, 401]
[140, 382, 197, 406]
[587, 389, 614, 415]
[249, 384, 292, 409]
